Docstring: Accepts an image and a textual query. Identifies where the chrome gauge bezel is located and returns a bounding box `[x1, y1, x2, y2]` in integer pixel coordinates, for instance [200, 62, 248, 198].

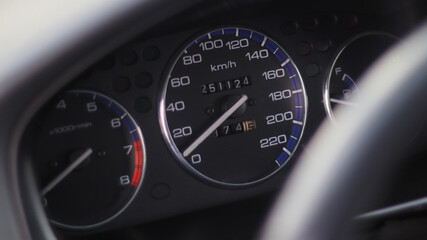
[159, 26, 308, 188]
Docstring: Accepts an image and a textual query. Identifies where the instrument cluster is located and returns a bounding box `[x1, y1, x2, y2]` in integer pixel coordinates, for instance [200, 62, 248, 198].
[29, 12, 399, 232]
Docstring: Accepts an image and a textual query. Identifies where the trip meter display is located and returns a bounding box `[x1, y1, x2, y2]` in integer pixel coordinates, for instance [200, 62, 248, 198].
[160, 27, 307, 186]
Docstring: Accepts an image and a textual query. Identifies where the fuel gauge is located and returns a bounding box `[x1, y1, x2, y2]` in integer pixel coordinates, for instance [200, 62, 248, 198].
[324, 33, 397, 122]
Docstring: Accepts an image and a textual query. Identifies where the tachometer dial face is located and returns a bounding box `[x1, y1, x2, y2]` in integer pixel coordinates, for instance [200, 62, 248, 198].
[160, 27, 307, 187]
[324, 33, 397, 122]
[36, 90, 145, 229]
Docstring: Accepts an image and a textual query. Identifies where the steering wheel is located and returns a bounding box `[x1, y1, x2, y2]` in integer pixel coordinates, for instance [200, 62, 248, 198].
[1, 0, 426, 239]
[261, 20, 427, 240]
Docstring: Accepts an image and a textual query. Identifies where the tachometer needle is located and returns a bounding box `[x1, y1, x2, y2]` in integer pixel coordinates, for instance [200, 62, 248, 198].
[330, 98, 359, 107]
[41, 148, 93, 196]
[183, 94, 248, 157]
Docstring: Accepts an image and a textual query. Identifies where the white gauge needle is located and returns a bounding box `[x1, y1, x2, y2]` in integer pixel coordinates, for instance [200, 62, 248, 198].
[41, 148, 93, 196]
[183, 94, 248, 157]
[330, 98, 359, 107]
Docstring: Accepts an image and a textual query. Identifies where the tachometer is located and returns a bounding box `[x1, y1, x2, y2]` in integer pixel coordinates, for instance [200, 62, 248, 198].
[36, 90, 145, 229]
[160, 27, 307, 187]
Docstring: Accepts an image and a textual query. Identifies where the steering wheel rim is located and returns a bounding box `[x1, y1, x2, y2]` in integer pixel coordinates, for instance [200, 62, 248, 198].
[261, 20, 427, 240]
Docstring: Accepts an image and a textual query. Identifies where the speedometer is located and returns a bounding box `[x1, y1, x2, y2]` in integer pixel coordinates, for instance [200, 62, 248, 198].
[159, 27, 307, 187]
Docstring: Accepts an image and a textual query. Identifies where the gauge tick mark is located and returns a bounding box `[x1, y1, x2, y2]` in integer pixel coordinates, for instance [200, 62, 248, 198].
[282, 147, 292, 156]
[293, 120, 303, 125]
[281, 58, 290, 67]
[261, 36, 267, 47]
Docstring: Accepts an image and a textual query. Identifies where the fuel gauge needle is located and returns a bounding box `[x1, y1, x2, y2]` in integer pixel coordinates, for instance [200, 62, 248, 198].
[183, 94, 248, 157]
[41, 148, 93, 196]
[330, 98, 359, 107]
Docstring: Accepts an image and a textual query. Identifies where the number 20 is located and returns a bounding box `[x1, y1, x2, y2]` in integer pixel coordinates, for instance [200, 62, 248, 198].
[173, 126, 192, 138]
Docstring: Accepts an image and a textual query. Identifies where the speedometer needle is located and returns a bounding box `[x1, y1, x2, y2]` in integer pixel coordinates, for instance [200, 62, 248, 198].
[41, 148, 93, 196]
[183, 94, 248, 157]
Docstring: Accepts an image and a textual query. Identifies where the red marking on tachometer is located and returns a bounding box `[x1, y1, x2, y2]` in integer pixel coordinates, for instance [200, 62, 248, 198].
[131, 140, 143, 186]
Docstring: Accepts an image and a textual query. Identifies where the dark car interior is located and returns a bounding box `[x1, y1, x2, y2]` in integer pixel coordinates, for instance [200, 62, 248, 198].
[2, 0, 427, 239]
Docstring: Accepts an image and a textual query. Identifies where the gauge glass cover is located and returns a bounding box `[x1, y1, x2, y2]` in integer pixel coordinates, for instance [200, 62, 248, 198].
[160, 27, 307, 187]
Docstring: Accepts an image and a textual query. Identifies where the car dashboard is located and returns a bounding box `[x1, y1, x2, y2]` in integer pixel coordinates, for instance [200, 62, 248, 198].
[18, 0, 427, 239]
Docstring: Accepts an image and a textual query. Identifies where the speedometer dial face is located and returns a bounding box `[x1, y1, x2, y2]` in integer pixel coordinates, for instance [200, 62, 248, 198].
[160, 27, 307, 187]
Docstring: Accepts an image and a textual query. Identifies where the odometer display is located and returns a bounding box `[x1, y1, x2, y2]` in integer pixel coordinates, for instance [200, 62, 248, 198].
[160, 27, 307, 186]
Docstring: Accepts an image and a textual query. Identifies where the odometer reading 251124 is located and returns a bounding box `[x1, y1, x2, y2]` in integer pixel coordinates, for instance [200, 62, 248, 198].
[160, 27, 307, 187]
